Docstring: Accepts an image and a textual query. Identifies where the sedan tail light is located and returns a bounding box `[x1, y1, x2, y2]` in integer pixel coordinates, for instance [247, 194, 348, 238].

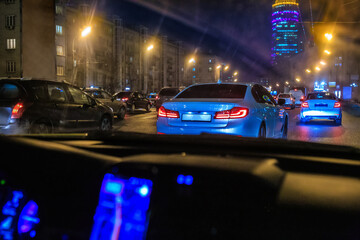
[334, 102, 341, 108]
[301, 102, 309, 108]
[214, 107, 248, 119]
[158, 106, 179, 118]
[121, 97, 128, 102]
[11, 102, 25, 119]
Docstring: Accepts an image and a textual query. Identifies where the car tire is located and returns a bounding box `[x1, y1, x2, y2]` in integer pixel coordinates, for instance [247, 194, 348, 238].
[282, 118, 288, 139]
[335, 117, 342, 126]
[29, 119, 52, 134]
[99, 115, 112, 132]
[117, 107, 126, 120]
[131, 104, 136, 113]
[146, 103, 151, 112]
[258, 123, 266, 138]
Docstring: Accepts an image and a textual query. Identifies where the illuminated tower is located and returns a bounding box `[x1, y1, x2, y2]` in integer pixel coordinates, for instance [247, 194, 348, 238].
[271, 0, 304, 65]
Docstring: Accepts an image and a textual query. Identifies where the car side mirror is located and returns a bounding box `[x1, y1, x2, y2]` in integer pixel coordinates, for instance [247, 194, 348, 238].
[278, 99, 286, 106]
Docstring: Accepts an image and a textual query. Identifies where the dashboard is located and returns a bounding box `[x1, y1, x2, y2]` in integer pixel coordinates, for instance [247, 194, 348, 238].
[0, 135, 359, 240]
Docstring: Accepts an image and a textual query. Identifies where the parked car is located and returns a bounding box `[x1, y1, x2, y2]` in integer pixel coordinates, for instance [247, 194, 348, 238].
[300, 92, 342, 125]
[277, 93, 295, 109]
[155, 87, 181, 111]
[84, 88, 126, 120]
[113, 91, 151, 113]
[157, 83, 288, 138]
[0, 79, 113, 134]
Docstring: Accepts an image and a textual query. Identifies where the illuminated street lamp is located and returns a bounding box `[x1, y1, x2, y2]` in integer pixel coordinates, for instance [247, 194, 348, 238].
[147, 44, 154, 51]
[295, 77, 301, 82]
[216, 65, 221, 69]
[324, 50, 331, 55]
[325, 33, 333, 41]
[320, 61, 326, 66]
[233, 71, 238, 76]
[285, 81, 289, 85]
[315, 66, 321, 71]
[305, 69, 311, 73]
[224, 65, 229, 71]
[188, 57, 196, 64]
[81, 26, 92, 38]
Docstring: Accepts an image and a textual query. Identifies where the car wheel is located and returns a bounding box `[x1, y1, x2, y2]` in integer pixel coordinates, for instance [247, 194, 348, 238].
[335, 117, 342, 126]
[117, 107, 126, 120]
[146, 103, 151, 112]
[99, 115, 112, 132]
[282, 118, 288, 139]
[30, 119, 52, 134]
[258, 123, 266, 138]
[131, 104, 136, 113]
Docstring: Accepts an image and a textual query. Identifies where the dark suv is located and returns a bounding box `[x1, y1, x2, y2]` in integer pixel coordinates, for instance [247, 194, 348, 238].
[0, 79, 113, 134]
[113, 91, 151, 113]
[155, 87, 181, 111]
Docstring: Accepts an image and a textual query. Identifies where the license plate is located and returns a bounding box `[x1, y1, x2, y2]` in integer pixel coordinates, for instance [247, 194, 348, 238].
[182, 114, 211, 122]
[315, 103, 328, 107]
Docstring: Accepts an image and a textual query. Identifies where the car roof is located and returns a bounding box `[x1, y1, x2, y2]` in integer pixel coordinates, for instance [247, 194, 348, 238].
[188, 82, 252, 87]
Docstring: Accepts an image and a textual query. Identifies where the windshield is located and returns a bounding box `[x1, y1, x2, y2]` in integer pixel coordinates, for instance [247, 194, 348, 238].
[0, 0, 359, 151]
[307, 92, 337, 100]
[176, 84, 247, 98]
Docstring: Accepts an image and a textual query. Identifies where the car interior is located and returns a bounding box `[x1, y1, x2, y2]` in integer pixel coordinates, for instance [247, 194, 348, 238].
[0, 133, 359, 240]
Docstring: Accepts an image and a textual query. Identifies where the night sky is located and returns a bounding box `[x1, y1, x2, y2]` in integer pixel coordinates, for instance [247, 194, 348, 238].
[89, 0, 358, 79]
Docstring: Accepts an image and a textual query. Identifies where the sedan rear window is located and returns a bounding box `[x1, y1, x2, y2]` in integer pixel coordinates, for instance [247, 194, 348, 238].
[0, 83, 21, 99]
[307, 92, 336, 100]
[278, 94, 290, 98]
[116, 92, 131, 98]
[176, 84, 247, 98]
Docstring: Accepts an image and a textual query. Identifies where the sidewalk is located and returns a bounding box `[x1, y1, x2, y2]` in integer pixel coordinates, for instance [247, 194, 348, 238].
[342, 101, 360, 117]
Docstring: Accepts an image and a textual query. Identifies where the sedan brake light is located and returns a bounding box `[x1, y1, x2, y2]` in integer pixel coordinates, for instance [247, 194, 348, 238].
[158, 106, 179, 118]
[121, 97, 128, 102]
[214, 107, 248, 119]
[334, 102, 341, 108]
[11, 102, 25, 119]
[301, 102, 309, 108]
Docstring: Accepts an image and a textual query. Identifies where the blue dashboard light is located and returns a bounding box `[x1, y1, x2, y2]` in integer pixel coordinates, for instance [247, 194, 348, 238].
[177, 175, 193, 185]
[91, 174, 153, 240]
[184, 176, 194, 185]
[105, 181, 124, 195]
[139, 185, 149, 197]
[177, 175, 185, 184]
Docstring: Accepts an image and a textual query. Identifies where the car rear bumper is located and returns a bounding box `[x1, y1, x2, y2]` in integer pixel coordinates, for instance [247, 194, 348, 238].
[156, 117, 260, 137]
[301, 109, 341, 120]
[0, 122, 27, 135]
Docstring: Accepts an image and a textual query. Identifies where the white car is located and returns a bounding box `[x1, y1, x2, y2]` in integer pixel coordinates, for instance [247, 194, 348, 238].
[157, 83, 289, 138]
[277, 93, 295, 109]
[289, 89, 305, 107]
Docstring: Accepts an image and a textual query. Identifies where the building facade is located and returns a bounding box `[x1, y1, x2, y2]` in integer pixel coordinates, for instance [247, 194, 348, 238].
[271, 0, 304, 65]
[0, 0, 56, 79]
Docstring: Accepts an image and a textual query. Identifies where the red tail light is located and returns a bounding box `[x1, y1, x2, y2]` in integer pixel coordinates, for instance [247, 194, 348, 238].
[301, 102, 309, 108]
[334, 102, 341, 108]
[158, 106, 179, 118]
[11, 103, 25, 119]
[121, 97, 128, 102]
[300, 96, 305, 100]
[155, 96, 159, 100]
[215, 107, 248, 119]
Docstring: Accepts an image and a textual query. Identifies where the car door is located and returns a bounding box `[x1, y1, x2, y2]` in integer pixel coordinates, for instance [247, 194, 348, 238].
[139, 93, 148, 108]
[133, 92, 143, 108]
[101, 91, 120, 113]
[260, 87, 284, 136]
[47, 82, 77, 130]
[256, 85, 279, 137]
[67, 86, 99, 130]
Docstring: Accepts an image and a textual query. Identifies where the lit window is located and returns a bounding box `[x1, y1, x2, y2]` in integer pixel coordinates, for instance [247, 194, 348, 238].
[56, 6, 63, 15]
[208, 67, 212, 72]
[6, 61, 16, 72]
[57, 66, 64, 76]
[6, 39, 16, 49]
[56, 25, 63, 35]
[209, 59, 212, 63]
[6, 15, 16, 29]
[56, 46, 64, 56]
[193, 68, 196, 71]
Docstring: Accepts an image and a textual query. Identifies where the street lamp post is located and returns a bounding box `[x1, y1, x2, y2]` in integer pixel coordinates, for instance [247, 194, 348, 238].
[72, 26, 92, 86]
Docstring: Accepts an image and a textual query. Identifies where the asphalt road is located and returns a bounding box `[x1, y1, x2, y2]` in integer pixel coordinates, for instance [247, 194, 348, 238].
[113, 106, 360, 149]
